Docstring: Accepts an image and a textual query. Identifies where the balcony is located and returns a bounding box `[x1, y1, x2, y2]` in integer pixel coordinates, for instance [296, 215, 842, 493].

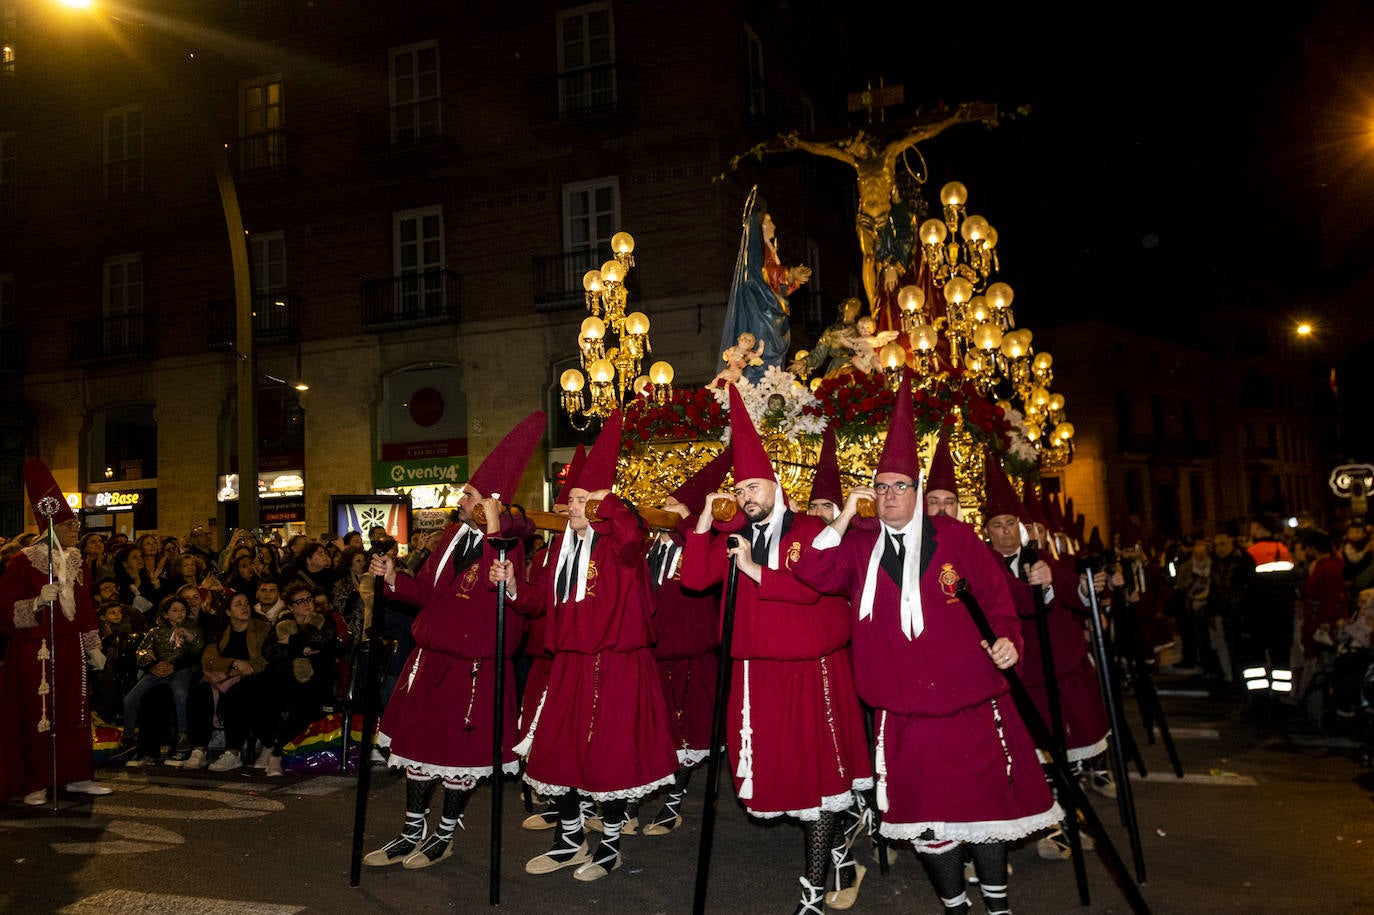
[70, 314, 154, 363]
[236, 129, 289, 175]
[362, 270, 460, 329]
[206, 292, 300, 348]
[0, 328, 21, 373]
[532, 64, 628, 124]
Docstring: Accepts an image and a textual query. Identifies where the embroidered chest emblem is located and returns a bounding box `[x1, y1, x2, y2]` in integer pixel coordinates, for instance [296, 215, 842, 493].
[584, 560, 598, 597]
[456, 563, 480, 598]
[785, 541, 802, 569]
[938, 562, 960, 599]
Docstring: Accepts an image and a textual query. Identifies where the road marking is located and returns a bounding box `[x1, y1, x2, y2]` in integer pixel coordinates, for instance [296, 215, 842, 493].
[1150, 727, 1219, 739]
[58, 889, 305, 914]
[1131, 772, 1258, 786]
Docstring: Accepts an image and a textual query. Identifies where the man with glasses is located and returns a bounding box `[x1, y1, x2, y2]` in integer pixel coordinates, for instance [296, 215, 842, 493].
[797, 374, 1058, 915]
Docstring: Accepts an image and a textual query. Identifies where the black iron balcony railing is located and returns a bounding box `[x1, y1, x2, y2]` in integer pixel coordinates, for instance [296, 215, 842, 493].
[531, 247, 645, 313]
[390, 99, 444, 150]
[557, 63, 620, 118]
[70, 314, 154, 362]
[237, 129, 289, 173]
[0, 328, 21, 373]
[362, 269, 460, 328]
[206, 292, 300, 348]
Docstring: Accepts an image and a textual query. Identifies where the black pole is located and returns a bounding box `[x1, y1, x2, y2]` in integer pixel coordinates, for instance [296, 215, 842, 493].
[692, 560, 740, 915]
[955, 581, 1152, 915]
[489, 536, 519, 906]
[1081, 565, 1147, 884]
[38, 503, 60, 813]
[1022, 555, 1089, 907]
[1113, 570, 1184, 779]
[349, 572, 392, 888]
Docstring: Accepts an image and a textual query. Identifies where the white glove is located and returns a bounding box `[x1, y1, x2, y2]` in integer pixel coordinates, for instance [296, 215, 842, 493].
[87, 647, 107, 671]
[38, 582, 59, 605]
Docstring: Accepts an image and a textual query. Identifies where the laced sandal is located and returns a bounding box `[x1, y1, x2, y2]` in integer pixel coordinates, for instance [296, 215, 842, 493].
[402, 833, 454, 869]
[793, 876, 825, 915]
[521, 806, 559, 830]
[641, 792, 685, 836]
[363, 827, 426, 866]
[525, 829, 590, 874]
[573, 838, 622, 882]
[826, 846, 867, 910]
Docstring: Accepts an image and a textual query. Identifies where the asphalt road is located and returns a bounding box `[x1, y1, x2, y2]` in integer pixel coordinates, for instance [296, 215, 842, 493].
[2, 677, 1372, 914]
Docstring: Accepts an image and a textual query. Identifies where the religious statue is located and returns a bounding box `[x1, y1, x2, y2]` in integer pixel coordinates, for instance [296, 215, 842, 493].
[712, 332, 765, 387]
[782, 105, 989, 315]
[837, 316, 902, 375]
[790, 297, 861, 380]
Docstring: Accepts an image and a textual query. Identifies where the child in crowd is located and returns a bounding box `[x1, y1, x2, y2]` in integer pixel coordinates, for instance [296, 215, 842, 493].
[121, 594, 206, 765]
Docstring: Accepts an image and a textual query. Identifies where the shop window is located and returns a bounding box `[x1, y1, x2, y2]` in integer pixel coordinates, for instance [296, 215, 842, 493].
[88, 403, 157, 483]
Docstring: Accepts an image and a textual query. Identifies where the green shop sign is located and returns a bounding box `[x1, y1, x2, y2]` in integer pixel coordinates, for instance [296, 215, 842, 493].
[374, 457, 469, 489]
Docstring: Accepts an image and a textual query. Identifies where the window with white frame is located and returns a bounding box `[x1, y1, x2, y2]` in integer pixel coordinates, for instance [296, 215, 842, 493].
[390, 40, 441, 147]
[557, 3, 616, 115]
[0, 132, 13, 221]
[104, 105, 144, 196]
[562, 177, 619, 287]
[239, 74, 285, 170]
[744, 24, 765, 119]
[250, 231, 286, 294]
[393, 206, 445, 314]
[102, 252, 143, 350]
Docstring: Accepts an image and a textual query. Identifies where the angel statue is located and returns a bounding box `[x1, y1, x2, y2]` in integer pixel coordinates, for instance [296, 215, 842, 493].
[838, 316, 902, 375]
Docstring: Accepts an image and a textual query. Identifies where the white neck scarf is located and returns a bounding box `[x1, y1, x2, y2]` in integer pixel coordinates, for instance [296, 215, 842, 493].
[555, 527, 593, 603]
[857, 476, 925, 640]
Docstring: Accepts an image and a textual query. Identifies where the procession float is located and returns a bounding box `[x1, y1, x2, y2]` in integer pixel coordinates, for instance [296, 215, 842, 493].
[556, 103, 1075, 530]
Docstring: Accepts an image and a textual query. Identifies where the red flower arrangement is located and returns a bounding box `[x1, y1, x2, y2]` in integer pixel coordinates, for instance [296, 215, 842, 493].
[805, 368, 1012, 449]
[623, 386, 726, 442]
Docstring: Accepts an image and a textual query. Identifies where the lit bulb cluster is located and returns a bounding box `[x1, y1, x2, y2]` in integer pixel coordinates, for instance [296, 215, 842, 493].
[895, 181, 1075, 467]
[559, 231, 674, 429]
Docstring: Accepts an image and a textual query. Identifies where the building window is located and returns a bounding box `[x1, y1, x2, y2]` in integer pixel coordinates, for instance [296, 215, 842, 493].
[104, 105, 144, 197]
[393, 205, 446, 312]
[2, 4, 15, 77]
[102, 252, 143, 351]
[88, 404, 158, 484]
[743, 24, 765, 119]
[562, 176, 619, 273]
[239, 74, 285, 170]
[557, 3, 616, 116]
[390, 40, 441, 148]
[0, 132, 13, 221]
[251, 231, 287, 294]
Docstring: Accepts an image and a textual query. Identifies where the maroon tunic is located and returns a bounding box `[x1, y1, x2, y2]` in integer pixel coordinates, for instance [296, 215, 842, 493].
[1004, 550, 1110, 761]
[512, 494, 678, 801]
[681, 511, 873, 820]
[379, 524, 523, 782]
[794, 515, 1059, 842]
[0, 546, 99, 799]
[647, 538, 719, 765]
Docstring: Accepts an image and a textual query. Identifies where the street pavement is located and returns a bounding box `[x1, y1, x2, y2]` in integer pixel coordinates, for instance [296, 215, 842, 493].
[2, 676, 1372, 914]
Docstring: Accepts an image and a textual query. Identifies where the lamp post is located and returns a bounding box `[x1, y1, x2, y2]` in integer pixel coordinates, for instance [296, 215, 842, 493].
[55, 0, 258, 530]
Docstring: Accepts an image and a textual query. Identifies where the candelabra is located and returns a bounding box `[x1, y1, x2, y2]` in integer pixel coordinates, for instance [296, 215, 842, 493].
[559, 231, 674, 430]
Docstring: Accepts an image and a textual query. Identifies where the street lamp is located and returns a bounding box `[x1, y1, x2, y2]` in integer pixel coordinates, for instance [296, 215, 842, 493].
[53, 0, 259, 530]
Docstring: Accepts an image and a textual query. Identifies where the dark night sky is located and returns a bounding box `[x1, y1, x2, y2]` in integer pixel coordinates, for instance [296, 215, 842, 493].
[791, 2, 1324, 333]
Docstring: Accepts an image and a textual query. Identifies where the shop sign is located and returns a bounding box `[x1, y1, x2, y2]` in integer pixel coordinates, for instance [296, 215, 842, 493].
[373, 456, 468, 489]
[89, 490, 142, 510]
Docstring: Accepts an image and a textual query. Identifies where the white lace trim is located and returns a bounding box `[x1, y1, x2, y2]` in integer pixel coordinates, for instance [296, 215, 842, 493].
[22, 543, 80, 621]
[744, 783, 872, 822]
[384, 749, 520, 781]
[523, 771, 676, 803]
[13, 597, 38, 629]
[1038, 735, 1110, 765]
[878, 802, 1064, 843]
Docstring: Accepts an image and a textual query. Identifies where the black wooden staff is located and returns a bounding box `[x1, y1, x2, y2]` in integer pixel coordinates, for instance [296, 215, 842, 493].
[955, 580, 1152, 915]
[1080, 560, 1147, 884]
[1110, 556, 1183, 779]
[692, 555, 741, 915]
[349, 570, 395, 888]
[1019, 545, 1090, 906]
[37, 496, 63, 813]
[488, 534, 520, 906]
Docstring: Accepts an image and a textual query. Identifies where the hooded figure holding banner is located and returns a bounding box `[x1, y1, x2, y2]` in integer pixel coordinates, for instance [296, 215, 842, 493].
[795, 373, 1060, 915]
[1, 459, 112, 806]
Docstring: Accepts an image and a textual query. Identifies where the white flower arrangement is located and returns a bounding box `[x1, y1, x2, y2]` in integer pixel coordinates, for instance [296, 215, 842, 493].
[998, 403, 1040, 464]
[715, 366, 828, 444]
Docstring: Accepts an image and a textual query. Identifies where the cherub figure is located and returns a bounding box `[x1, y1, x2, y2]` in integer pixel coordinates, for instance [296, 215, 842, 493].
[838, 316, 902, 375]
[711, 332, 765, 387]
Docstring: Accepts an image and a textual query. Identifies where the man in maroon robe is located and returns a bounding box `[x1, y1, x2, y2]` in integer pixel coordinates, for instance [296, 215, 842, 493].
[795, 372, 1059, 915]
[1, 459, 112, 806]
[681, 385, 873, 915]
[362, 412, 543, 870]
[493, 410, 678, 882]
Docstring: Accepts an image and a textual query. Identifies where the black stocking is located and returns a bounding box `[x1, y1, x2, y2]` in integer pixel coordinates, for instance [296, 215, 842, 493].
[801, 811, 839, 888]
[592, 798, 628, 868]
[967, 841, 1010, 914]
[917, 843, 969, 912]
[544, 790, 587, 861]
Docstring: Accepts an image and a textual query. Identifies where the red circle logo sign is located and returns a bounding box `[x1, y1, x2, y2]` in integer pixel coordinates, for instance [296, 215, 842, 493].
[408, 387, 445, 428]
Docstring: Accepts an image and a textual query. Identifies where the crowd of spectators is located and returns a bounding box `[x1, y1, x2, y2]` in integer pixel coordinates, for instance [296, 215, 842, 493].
[0, 523, 431, 775]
